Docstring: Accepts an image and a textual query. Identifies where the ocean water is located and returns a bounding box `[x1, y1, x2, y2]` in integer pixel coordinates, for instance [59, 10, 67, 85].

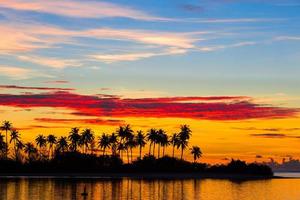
[0, 177, 300, 200]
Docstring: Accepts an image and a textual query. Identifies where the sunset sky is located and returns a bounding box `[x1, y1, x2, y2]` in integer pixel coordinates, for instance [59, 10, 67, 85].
[0, 0, 300, 163]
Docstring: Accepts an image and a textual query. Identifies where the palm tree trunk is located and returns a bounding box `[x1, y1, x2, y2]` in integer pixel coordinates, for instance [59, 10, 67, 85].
[148, 143, 152, 155]
[158, 145, 160, 158]
[130, 148, 133, 162]
[103, 147, 105, 155]
[139, 146, 142, 159]
[153, 143, 155, 156]
[163, 147, 165, 157]
[5, 130, 8, 159]
[172, 145, 175, 158]
[181, 147, 184, 160]
[127, 150, 129, 163]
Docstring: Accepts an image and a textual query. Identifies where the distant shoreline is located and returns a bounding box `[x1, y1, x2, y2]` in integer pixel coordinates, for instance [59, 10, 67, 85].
[0, 173, 277, 180]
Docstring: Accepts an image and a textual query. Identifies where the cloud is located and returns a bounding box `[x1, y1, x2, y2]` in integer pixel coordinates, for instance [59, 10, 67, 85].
[0, 85, 74, 91]
[0, 0, 167, 21]
[233, 127, 300, 132]
[35, 117, 124, 126]
[90, 48, 187, 63]
[250, 133, 300, 139]
[0, 65, 50, 79]
[0, 90, 298, 121]
[274, 36, 300, 41]
[17, 55, 81, 69]
[250, 133, 287, 138]
[44, 80, 69, 84]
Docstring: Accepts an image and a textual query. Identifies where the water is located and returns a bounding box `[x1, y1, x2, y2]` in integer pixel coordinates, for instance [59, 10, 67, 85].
[275, 172, 300, 178]
[0, 177, 300, 200]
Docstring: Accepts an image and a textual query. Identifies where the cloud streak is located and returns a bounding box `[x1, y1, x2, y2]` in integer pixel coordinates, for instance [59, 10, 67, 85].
[0, 90, 297, 121]
[0, 85, 74, 91]
[0, 0, 167, 21]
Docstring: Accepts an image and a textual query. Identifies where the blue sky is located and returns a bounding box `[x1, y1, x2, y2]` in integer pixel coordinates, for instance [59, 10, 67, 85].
[0, 0, 299, 99]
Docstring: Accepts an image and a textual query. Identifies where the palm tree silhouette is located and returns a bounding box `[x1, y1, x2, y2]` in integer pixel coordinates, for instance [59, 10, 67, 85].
[170, 133, 179, 158]
[157, 129, 167, 158]
[47, 134, 57, 159]
[56, 136, 68, 153]
[98, 133, 111, 155]
[190, 146, 202, 163]
[178, 125, 192, 160]
[109, 133, 118, 156]
[147, 128, 157, 156]
[126, 134, 136, 162]
[0, 135, 7, 158]
[68, 127, 81, 152]
[135, 130, 146, 159]
[24, 142, 37, 161]
[10, 129, 20, 159]
[1, 121, 12, 159]
[35, 134, 47, 159]
[15, 140, 24, 161]
[160, 132, 169, 157]
[81, 129, 94, 154]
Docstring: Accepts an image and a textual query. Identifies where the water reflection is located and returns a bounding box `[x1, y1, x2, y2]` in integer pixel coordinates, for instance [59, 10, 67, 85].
[0, 177, 300, 200]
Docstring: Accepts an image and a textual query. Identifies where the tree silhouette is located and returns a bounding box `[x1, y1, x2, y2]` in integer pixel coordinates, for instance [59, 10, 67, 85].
[56, 136, 68, 153]
[126, 133, 136, 162]
[109, 133, 118, 156]
[1, 121, 12, 159]
[190, 146, 202, 163]
[10, 129, 20, 159]
[160, 132, 169, 157]
[178, 125, 192, 160]
[68, 127, 81, 152]
[98, 133, 111, 155]
[147, 128, 157, 156]
[135, 130, 146, 159]
[81, 128, 94, 154]
[47, 134, 57, 159]
[0, 135, 7, 158]
[24, 142, 37, 161]
[35, 134, 47, 159]
[170, 133, 179, 158]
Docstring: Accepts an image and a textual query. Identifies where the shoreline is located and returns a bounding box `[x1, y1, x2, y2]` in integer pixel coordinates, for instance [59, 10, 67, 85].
[0, 173, 279, 180]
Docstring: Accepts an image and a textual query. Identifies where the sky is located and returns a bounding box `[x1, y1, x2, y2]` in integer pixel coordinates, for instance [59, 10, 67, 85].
[0, 0, 300, 163]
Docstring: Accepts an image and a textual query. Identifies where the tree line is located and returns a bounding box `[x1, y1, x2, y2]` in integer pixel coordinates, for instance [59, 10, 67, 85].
[0, 121, 202, 163]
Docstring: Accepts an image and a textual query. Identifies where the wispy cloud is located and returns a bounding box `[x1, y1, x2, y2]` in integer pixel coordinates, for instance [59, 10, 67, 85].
[0, 85, 74, 91]
[0, 65, 50, 79]
[17, 55, 81, 69]
[250, 133, 300, 139]
[0, 0, 167, 21]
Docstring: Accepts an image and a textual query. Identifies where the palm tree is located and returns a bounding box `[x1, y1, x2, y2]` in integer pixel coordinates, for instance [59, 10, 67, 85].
[190, 146, 202, 163]
[177, 125, 192, 160]
[135, 130, 146, 159]
[157, 129, 166, 158]
[0, 135, 7, 159]
[126, 134, 136, 162]
[35, 134, 47, 158]
[117, 142, 126, 159]
[170, 133, 179, 158]
[147, 128, 157, 156]
[98, 133, 111, 155]
[68, 127, 81, 152]
[1, 121, 12, 159]
[47, 134, 57, 159]
[56, 136, 68, 153]
[15, 140, 24, 161]
[109, 133, 118, 155]
[10, 129, 20, 158]
[24, 142, 37, 161]
[81, 128, 94, 154]
[160, 132, 169, 157]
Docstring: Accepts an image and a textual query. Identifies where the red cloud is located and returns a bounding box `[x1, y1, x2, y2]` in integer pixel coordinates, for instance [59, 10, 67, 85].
[35, 118, 124, 125]
[0, 85, 74, 91]
[0, 91, 298, 121]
